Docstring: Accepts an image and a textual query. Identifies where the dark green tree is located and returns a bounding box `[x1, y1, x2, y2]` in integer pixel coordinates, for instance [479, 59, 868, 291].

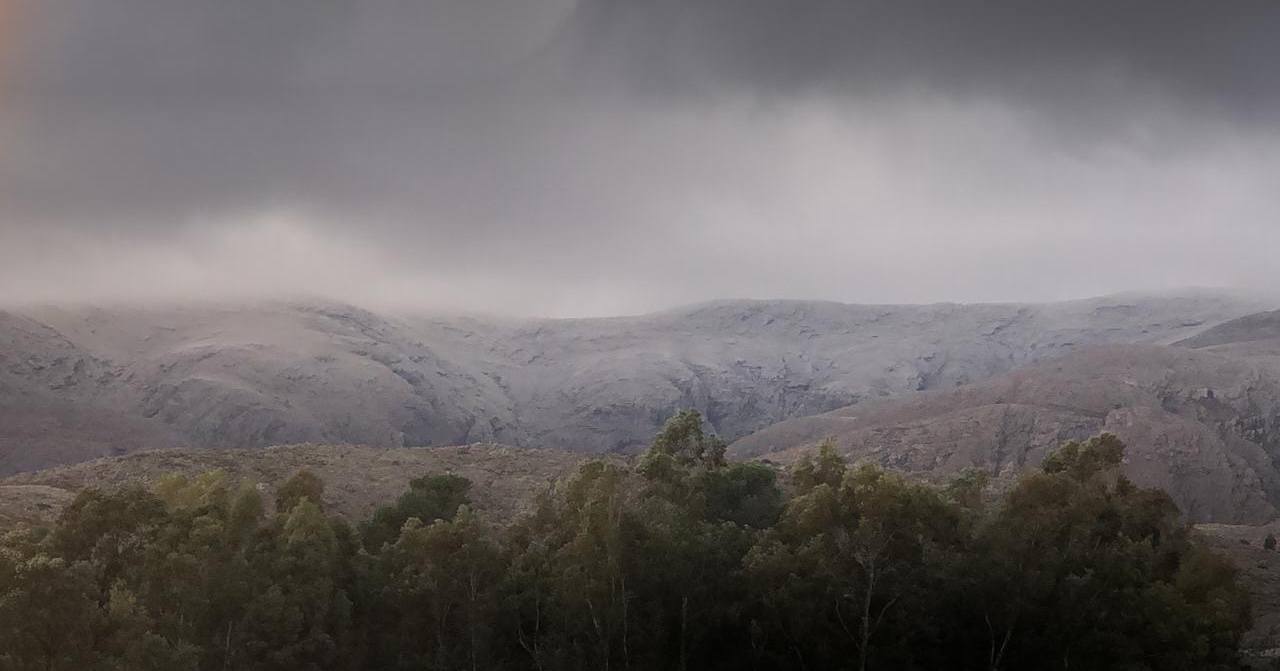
[0, 430, 1253, 671]
[362, 507, 503, 670]
[0, 552, 101, 671]
[359, 473, 472, 552]
[642, 409, 727, 470]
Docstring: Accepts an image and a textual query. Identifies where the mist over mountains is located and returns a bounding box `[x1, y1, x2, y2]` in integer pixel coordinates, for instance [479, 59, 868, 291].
[4, 290, 1279, 523]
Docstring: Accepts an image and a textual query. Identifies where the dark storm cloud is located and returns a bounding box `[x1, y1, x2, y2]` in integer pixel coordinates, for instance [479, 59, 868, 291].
[570, 1, 1280, 120]
[2, 1, 1279, 315]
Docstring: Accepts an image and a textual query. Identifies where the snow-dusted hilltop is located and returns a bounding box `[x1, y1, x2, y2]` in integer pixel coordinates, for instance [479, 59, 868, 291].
[0, 292, 1267, 476]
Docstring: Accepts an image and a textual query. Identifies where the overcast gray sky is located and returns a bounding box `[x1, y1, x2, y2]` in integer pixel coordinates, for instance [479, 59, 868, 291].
[2, 1, 1279, 316]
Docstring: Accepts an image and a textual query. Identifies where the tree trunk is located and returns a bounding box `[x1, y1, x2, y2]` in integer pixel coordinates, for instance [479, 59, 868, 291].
[621, 572, 630, 670]
[680, 594, 689, 671]
[224, 621, 234, 671]
[859, 561, 876, 671]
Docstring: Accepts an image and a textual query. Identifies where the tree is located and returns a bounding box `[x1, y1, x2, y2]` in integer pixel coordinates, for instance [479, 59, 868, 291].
[698, 462, 784, 528]
[953, 434, 1250, 670]
[98, 582, 200, 671]
[748, 457, 961, 670]
[643, 409, 727, 470]
[275, 470, 325, 513]
[359, 473, 472, 552]
[364, 507, 503, 670]
[791, 438, 846, 495]
[238, 498, 351, 670]
[52, 486, 166, 593]
[1039, 433, 1125, 480]
[0, 553, 100, 671]
[0, 432, 1253, 670]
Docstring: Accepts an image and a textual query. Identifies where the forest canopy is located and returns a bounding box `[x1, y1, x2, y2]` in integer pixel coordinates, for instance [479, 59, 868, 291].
[0, 416, 1250, 671]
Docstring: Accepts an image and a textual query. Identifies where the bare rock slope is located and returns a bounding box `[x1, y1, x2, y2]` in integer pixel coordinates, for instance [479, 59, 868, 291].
[0, 292, 1269, 475]
[731, 309, 1280, 524]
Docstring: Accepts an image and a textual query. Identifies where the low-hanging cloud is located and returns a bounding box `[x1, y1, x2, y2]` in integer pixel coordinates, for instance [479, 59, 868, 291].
[2, 1, 1278, 316]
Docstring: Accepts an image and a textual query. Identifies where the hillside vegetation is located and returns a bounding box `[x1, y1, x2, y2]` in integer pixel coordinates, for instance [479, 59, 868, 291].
[0, 444, 584, 527]
[0, 415, 1250, 670]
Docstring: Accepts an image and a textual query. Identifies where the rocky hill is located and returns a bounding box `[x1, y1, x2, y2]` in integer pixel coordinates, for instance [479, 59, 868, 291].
[0, 292, 1269, 475]
[730, 307, 1280, 524]
[1176, 309, 1280, 349]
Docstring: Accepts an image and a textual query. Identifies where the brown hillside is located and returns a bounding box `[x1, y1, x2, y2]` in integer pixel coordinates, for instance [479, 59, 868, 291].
[731, 344, 1280, 523]
[0, 443, 588, 527]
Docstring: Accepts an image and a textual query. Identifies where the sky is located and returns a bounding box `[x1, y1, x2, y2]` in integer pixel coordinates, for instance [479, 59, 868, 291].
[2, 1, 1279, 317]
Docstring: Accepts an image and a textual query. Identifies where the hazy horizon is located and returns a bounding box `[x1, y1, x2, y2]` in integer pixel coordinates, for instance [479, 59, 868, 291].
[3, 2, 1278, 317]
[1, 285, 1273, 322]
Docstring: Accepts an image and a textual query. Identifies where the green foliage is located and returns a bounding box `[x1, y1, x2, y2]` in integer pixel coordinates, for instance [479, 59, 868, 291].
[944, 467, 989, 512]
[1040, 432, 1125, 480]
[0, 430, 1253, 671]
[154, 470, 232, 511]
[238, 498, 351, 670]
[938, 436, 1249, 671]
[747, 462, 963, 670]
[361, 507, 503, 669]
[358, 473, 472, 551]
[643, 409, 728, 470]
[791, 437, 847, 494]
[274, 469, 325, 513]
[0, 553, 100, 671]
[698, 462, 784, 528]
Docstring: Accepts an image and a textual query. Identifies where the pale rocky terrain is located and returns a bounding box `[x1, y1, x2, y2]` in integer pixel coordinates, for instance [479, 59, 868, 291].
[1, 292, 1267, 475]
[732, 309, 1280, 524]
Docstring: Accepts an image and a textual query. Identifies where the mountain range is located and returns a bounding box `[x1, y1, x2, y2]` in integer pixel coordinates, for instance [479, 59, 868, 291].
[3, 291, 1280, 524]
